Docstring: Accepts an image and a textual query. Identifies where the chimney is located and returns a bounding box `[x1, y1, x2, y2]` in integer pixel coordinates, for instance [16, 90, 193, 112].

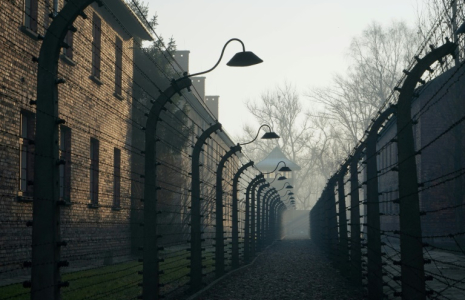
[205, 96, 219, 119]
[172, 50, 190, 74]
[191, 77, 206, 102]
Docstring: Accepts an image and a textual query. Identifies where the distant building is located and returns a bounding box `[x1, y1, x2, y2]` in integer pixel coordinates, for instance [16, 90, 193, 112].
[255, 146, 301, 198]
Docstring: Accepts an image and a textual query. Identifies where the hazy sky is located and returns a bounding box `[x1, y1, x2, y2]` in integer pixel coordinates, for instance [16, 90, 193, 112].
[147, 0, 422, 138]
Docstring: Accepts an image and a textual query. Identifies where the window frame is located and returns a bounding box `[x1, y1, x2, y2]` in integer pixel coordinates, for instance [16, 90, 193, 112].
[24, 0, 38, 32]
[19, 110, 35, 198]
[91, 13, 102, 81]
[114, 36, 123, 97]
[89, 138, 100, 206]
[113, 148, 121, 209]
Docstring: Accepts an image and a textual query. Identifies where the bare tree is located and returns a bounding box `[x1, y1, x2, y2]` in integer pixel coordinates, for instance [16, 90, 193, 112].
[415, 0, 462, 48]
[308, 20, 420, 148]
[239, 83, 318, 210]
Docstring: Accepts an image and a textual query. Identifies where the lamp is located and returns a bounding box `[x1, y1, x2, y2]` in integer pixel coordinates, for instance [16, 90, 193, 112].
[188, 38, 263, 78]
[276, 182, 293, 191]
[268, 173, 287, 184]
[262, 161, 292, 174]
[227, 51, 263, 67]
[279, 165, 292, 172]
[279, 190, 292, 197]
[239, 124, 279, 146]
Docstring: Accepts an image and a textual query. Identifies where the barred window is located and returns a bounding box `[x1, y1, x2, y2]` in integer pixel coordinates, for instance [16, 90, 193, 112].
[90, 138, 99, 205]
[113, 148, 121, 208]
[91, 13, 102, 79]
[115, 37, 123, 96]
[19, 110, 35, 196]
[24, 0, 38, 32]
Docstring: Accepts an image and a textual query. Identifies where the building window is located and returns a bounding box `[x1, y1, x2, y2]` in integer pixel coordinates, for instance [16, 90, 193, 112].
[19, 111, 35, 197]
[60, 1, 74, 60]
[113, 148, 121, 209]
[24, 0, 38, 32]
[90, 138, 99, 206]
[91, 13, 102, 80]
[63, 30, 74, 60]
[60, 126, 71, 202]
[115, 36, 123, 96]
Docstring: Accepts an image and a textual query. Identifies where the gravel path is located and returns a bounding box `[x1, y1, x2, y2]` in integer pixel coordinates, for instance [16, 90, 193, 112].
[197, 239, 363, 300]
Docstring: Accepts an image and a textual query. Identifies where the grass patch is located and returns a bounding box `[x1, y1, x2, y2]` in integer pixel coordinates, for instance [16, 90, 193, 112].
[0, 254, 197, 300]
[0, 247, 228, 299]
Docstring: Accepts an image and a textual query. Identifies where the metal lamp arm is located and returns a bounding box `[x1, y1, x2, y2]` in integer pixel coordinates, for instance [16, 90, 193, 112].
[269, 173, 284, 184]
[279, 190, 291, 197]
[239, 124, 273, 146]
[276, 182, 292, 191]
[187, 38, 245, 78]
[262, 161, 286, 175]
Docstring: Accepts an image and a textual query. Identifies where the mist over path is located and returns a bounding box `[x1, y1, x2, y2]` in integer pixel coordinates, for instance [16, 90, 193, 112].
[197, 239, 362, 300]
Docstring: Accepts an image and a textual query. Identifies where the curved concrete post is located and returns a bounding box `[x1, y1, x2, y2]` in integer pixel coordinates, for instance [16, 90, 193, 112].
[145, 78, 191, 299]
[190, 123, 222, 292]
[269, 194, 280, 244]
[311, 197, 323, 245]
[255, 183, 269, 255]
[350, 145, 365, 287]
[260, 189, 274, 250]
[277, 203, 286, 239]
[215, 144, 241, 277]
[244, 175, 263, 263]
[231, 161, 253, 268]
[33, 1, 95, 299]
[395, 42, 456, 299]
[327, 176, 338, 262]
[337, 163, 350, 277]
[366, 105, 395, 299]
[250, 179, 266, 259]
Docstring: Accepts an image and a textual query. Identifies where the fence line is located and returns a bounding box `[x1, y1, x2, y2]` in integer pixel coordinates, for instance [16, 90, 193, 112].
[311, 2, 465, 299]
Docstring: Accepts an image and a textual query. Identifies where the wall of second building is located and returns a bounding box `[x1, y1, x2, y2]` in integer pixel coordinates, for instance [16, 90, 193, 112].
[376, 65, 465, 243]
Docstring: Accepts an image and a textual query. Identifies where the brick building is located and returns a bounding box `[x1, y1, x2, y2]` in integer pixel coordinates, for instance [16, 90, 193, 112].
[0, 0, 152, 277]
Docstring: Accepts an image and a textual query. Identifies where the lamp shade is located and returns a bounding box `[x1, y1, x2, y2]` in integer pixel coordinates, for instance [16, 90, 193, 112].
[279, 166, 292, 172]
[278, 176, 286, 181]
[286, 185, 293, 189]
[227, 51, 263, 67]
[261, 131, 280, 139]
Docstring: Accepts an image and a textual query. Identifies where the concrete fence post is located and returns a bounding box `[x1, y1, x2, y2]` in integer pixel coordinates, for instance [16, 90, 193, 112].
[231, 162, 253, 268]
[33, 1, 95, 299]
[190, 123, 222, 292]
[395, 42, 456, 299]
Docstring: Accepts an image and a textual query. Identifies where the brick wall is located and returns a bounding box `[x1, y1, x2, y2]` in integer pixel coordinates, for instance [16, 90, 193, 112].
[0, 0, 146, 278]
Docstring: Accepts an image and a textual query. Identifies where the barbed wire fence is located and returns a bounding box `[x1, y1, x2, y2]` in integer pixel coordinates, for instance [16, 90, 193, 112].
[0, 0, 287, 299]
[311, 1, 465, 299]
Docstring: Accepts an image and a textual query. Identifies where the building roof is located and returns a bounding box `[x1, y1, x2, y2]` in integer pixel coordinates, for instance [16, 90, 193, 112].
[101, 0, 153, 41]
[255, 146, 301, 172]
